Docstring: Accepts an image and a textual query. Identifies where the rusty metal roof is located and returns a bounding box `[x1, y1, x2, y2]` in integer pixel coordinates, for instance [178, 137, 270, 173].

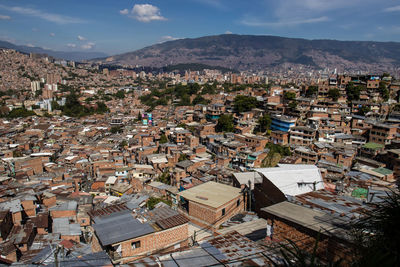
[87, 203, 128, 219]
[144, 206, 189, 230]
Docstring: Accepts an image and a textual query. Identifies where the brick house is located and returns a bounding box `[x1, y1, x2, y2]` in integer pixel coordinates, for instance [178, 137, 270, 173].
[260, 201, 353, 264]
[177, 181, 244, 229]
[50, 201, 77, 219]
[369, 123, 399, 145]
[89, 204, 189, 264]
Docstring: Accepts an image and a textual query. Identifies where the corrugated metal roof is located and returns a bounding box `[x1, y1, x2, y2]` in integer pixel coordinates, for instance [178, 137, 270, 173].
[256, 164, 324, 197]
[93, 210, 154, 246]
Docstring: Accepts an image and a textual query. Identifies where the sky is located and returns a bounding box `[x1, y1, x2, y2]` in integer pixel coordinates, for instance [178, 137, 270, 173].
[0, 0, 400, 55]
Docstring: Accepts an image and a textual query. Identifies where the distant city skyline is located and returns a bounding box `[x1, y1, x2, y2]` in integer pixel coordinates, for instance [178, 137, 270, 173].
[1, 0, 400, 55]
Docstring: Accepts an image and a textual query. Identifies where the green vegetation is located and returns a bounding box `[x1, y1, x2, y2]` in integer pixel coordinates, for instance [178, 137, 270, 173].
[139, 83, 202, 110]
[362, 142, 384, 150]
[215, 114, 234, 132]
[306, 86, 318, 97]
[158, 171, 171, 185]
[288, 101, 298, 110]
[284, 91, 296, 101]
[147, 197, 172, 210]
[159, 134, 168, 144]
[379, 82, 389, 102]
[59, 91, 109, 117]
[233, 95, 258, 113]
[261, 143, 291, 167]
[351, 191, 400, 266]
[96, 101, 109, 114]
[266, 237, 342, 267]
[254, 114, 272, 134]
[110, 126, 123, 134]
[115, 90, 125, 99]
[328, 88, 340, 101]
[119, 140, 128, 149]
[356, 105, 371, 116]
[201, 83, 217, 95]
[346, 82, 361, 102]
[178, 154, 188, 162]
[4, 107, 36, 118]
[13, 150, 23, 157]
[192, 95, 210, 105]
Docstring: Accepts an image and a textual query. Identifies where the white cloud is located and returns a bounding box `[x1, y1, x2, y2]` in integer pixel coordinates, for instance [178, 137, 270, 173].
[120, 9, 129, 15]
[77, 35, 86, 41]
[26, 43, 35, 47]
[67, 43, 77, 48]
[0, 4, 86, 24]
[241, 16, 330, 27]
[49, 33, 55, 37]
[0, 14, 10, 20]
[124, 4, 167, 22]
[32, 28, 39, 32]
[159, 36, 180, 42]
[81, 42, 95, 50]
[225, 31, 232, 34]
[383, 5, 400, 12]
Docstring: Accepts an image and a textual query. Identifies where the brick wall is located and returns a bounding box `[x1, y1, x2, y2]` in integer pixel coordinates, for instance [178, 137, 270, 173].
[264, 216, 353, 264]
[118, 223, 188, 263]
[50, 210, 76, 219]
[187, 195, 244, 229]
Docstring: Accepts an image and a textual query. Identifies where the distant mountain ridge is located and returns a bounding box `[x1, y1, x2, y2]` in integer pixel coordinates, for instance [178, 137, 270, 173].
[93, 34, 400, 72]
[0, 40, 108, 61]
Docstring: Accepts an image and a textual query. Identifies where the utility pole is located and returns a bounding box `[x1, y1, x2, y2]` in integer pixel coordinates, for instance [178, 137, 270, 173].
[54, 245, 60, 267]
[248, 179, 252, 212]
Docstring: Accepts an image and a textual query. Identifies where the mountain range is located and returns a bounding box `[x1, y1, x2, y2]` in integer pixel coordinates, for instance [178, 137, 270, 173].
[93, 34, 400, 72]
[0, 40, 108, 61]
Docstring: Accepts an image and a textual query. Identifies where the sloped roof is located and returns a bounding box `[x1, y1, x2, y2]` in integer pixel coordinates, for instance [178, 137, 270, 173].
[256, 164, 324, 197]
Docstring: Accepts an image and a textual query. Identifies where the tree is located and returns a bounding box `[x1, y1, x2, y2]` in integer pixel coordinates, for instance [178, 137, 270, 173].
[351, 191, 400, 266]
[255, 114, 272, 134]
[158, 171, 171, 184]
[192, 95, 210, 105]
[233, 95, 258, 113]
[379, 82, 389, 102]
[306, 86, 318, 97]
[119, 140, 127, 149]
[346, 82, 361, 102]
[159, 134, 168, 144]
[115, 90, 125, 99]
[5, 107, 35, 118]
[137, 112, 142, 121]
[178, 154, 188, 162]
[262, 143, 292, 167]
[96, 101, 109, 113]
[284, 91, 296, 101]
[357, 105, 371, 116]
[110, 126, 122, 134]
[288, 101, 298, 110]
[328, 88, 340, 101]
[215, 114, 234, 132]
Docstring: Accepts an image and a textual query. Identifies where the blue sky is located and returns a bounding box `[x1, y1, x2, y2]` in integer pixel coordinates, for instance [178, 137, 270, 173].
[0, 0, 400, 55]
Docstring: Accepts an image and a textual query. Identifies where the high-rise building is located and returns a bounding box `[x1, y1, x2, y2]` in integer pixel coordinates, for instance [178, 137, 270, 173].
[30, 81, 40, 93]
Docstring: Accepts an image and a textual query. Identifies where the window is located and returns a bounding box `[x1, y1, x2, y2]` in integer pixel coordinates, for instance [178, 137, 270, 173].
[237, 199, 240, 207]
[222, 208, 225, 216]
[131, 241, 141, 249]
